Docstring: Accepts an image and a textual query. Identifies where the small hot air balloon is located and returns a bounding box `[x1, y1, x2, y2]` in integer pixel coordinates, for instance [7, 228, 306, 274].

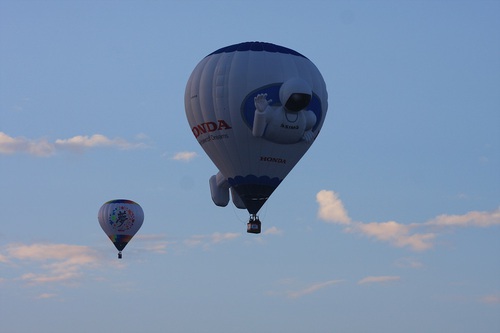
[98, 199, 144, 259]
[184, 42, 328, 233]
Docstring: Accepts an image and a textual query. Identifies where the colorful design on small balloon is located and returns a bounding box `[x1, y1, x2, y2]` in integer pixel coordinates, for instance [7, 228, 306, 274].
[108, 206, 135, 232]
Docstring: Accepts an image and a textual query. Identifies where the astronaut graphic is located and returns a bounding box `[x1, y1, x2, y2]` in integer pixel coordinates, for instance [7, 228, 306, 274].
[207, 78, 322, 212]
[252, 78, 317, 144]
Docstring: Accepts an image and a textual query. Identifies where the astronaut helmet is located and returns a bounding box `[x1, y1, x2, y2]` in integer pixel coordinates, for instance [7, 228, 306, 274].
[279, 78, 312, 112]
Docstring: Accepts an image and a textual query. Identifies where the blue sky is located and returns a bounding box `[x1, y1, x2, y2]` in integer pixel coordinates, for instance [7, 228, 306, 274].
[1, 1, 499, 332]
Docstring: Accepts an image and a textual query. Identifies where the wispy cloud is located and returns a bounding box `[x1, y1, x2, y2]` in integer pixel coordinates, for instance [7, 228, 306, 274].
[316, 190, 500, 251]
[2, 243, 101, 285]
[55, 134, 145, 151]
[286, 280, 344, 299]
[0, 132, 146, 156]
[424, 209, 500, 228]
[479, 293, 500, 304]
[184, 232, 241, 249]
[211, 232, 240, 243]
[36, 293, 58, 300]
[358, 276, 401, 285]
[394, 257, 424, 269]
[263, 226, 284, 236]
[350, 221, 435, 251]
[172, 151, 197, 162]
[0, 132, 55, 156]
[133, 234, 172, 254]
[182, 227, 282, 249]
[0, 253, 10, 264]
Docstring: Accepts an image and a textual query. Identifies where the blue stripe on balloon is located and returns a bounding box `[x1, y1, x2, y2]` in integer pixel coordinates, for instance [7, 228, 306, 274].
[105, 199, 137, 205]
[207, 42, 307, 59]
[228, 175, 282, 187]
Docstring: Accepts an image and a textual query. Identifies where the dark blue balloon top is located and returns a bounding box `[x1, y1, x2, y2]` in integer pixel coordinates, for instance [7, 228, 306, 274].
[105, 199, 137, 204]
[207, 41, 307, 59]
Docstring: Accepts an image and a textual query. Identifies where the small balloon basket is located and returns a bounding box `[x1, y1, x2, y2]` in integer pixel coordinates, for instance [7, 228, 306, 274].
[247, 215, 261, 234]
[118, 251, 122, 259]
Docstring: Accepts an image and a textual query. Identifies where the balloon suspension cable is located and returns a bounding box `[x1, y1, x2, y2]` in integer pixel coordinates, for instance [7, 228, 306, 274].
[118, 251, 122, 259]
[247, 214, 262, 234]
[231, 204, 247, 225]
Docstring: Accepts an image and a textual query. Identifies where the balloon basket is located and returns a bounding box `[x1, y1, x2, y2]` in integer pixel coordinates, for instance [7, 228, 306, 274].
[247, 216, 261, 234]
[118, 252, 122, 259]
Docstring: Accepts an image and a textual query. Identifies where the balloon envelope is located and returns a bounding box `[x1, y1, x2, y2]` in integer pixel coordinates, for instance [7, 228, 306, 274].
[185, 42, 328, 214]
[98, 199, 144, 253]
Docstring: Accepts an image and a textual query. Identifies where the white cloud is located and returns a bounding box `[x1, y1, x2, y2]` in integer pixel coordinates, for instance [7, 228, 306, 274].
[183, 235, 205, 247]
[172, 151, 197, 162]
[0, 253, 10, 264]
[3, 243, 100, 285]
[141, 243, 169, 254]
[211, 232, 241, 243]
[316, 190, 351, 224]
[316, 190, 499, 252]
[0, 132, 55, 156]
[263, 226, 283, 235]
[36, 293, 58, 300]
[351, 221, 435, 251]
[183, 232, 241, 249]
[287, 280, 344, 299]
[358, 276, 401, 285]
[0, 132, 145, 156]
[134, 234, 172, 254]
[55, 134, 145, 151]
[424, 208, 500, 227]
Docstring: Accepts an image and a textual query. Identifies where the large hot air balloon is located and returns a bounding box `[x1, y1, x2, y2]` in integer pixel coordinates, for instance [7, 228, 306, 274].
[184, 42, 328, 233]
[98, 199, 144, 258]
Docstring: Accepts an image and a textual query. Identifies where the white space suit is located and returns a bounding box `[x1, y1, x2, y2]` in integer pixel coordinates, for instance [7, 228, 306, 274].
[252, 78, 316, 144]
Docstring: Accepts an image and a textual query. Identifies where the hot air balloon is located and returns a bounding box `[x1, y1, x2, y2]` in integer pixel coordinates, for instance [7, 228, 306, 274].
[98, 199, 144, 258]
[184, 42, 328, 233]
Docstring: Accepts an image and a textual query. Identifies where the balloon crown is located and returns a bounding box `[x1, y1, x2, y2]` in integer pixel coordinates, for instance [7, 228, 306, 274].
[207, 41, 307, 59]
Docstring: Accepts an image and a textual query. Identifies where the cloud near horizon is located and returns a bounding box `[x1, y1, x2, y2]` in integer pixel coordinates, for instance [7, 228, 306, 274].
[2, 243, 101, 285]
[0, 132, 146, 156]
[316, 190, 500, 251]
